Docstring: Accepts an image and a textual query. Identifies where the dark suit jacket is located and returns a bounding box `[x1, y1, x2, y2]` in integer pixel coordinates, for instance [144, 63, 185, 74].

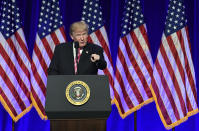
[48, 42, 107, 75]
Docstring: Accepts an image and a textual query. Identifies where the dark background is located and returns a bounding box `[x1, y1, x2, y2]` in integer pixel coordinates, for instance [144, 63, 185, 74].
[0, 0, 198, 131]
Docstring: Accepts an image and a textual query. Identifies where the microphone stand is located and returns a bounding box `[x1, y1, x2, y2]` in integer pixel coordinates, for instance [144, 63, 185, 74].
[74, 41, 79, 75]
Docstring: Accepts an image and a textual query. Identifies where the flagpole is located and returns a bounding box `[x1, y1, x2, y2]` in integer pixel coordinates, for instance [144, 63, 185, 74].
[12, 120, 14, 131]
[134, 111, 137, 131]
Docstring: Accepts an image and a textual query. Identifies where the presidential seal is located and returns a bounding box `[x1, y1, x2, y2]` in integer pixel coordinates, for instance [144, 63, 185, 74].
[65, 80, 90, 106]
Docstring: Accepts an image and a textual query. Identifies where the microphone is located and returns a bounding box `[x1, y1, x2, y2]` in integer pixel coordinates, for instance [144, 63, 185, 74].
[74, 41, 79, 75]
[74, 41, 79, 64]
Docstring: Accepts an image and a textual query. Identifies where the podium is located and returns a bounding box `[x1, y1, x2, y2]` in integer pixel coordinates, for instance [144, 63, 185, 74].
[45, 75, 111, 131]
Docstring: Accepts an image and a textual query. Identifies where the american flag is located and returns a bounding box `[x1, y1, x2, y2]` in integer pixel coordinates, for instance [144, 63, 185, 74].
[81, 0, 115, 102]
[0, 0, 32, 121]
[151, 0, 198, 129]
[114, 0, 154, 118]
[30, 0, 66, 119]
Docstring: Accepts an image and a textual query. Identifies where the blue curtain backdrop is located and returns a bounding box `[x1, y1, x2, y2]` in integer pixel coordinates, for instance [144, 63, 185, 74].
[0, 0, 198, 131]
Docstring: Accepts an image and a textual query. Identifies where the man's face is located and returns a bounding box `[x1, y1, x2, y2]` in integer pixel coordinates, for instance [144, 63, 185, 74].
[71, 30, 88, 48]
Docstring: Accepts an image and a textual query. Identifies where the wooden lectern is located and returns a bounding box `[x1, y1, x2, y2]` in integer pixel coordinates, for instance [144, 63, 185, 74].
[45, 75, 111, 131]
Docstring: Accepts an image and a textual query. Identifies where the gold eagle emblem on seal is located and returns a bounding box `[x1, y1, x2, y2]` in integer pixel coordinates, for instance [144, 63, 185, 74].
[65, 80, 90, 106]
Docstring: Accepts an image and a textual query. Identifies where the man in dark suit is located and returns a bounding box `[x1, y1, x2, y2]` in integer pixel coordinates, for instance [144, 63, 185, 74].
[48, 21, 107, 75]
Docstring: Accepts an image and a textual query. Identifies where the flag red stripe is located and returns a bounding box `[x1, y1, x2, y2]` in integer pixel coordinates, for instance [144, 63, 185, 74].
[118, 47, 144, 103]
[94, 30, 114, 67]
[186, 93, 193, 112]
[6, 37, 31, 77]
[185, 27, 193, 56]
[139, 25, 151, 52]
[31, 88, 45, 115]
[87, 36, 93, 43]
[177, 29, 197, 103]
[114, 92, 125, 114]
[185, 27, 197, 102]
[0, 43, 31, 102]
[7, 37, 31, 84]
[59, 27, 67, 42]
[155, 59, 180, 120]
[160, 41, 187, 116]
[137, 25, 153, 77]
[103, 68, 124, 114]
[15, 31, 31, 62]
[130, 30, 153, 97]
[115, 67, 134, 109]
[122, 36, 151, 98]
[33, 44, 48, 76]
[178, 30, 196, 111]
[0, 88, 18, 116]
[50, 32, 60, 48]
[103, 68, 114, 92]
[167, 35, 185, 86]
[11, 32, 31, 78]
[41, 38, 53, 59]
[50, 32, 60, 46]
[152, 76, 173, 125]
[0, 65, 26, 111]
[112, 79, 125, 114]
[31, 62, 46, 95]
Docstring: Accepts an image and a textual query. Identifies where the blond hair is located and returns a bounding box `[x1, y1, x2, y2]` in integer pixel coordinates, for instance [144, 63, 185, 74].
[69, 21, 89, 35]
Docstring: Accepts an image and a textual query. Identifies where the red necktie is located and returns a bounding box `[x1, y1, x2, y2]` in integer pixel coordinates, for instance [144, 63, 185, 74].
[74, 48, 81, 74]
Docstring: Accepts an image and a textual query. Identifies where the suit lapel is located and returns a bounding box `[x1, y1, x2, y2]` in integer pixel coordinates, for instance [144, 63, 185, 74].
[66, 42, 75, 74]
